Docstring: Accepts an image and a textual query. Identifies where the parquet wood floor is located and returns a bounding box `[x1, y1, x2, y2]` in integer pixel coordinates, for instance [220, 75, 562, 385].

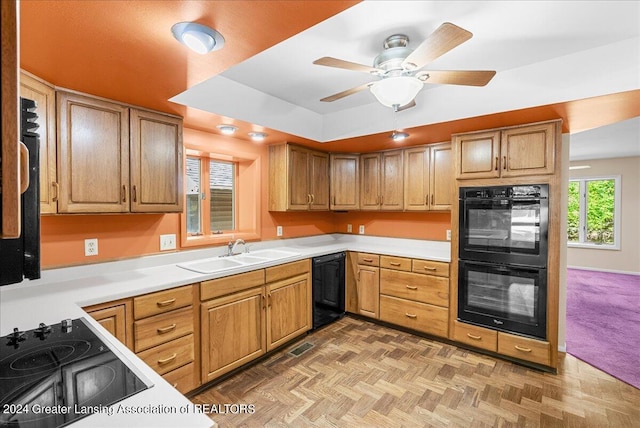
[192, 317, 640, 427]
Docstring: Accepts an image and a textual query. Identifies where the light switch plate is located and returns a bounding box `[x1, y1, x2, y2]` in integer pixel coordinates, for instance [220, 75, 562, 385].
[347, 224, 352, 233]
[276, 226, 283, 237]
[160, 234, 177, 251]
[358, 225, 365, 235]
[446, 230, 451, 241]
[84, 238, 98, 256]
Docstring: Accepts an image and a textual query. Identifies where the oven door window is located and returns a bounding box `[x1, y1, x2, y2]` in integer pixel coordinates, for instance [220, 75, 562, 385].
[461, 198, 545, 260]
[458, 261, 547, 339]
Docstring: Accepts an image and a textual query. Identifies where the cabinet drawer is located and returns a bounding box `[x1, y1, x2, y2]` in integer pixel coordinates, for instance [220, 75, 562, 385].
[412, 259, 449, 277]
[137, 334, 194, 375]
[498, 332, 551, 366]
[357, 253, 380, 266]
[134, 285, 193, 319]
[162, 361, 199, 395]
[201, 269, 265, 301]
[453, 321, 497, 352]
[265, 259, 310, 283]
[380, 255, 411, 271]
[380, 269, 448, 307]
[379, 295, 448, 337]
[133, 306, 193, 352]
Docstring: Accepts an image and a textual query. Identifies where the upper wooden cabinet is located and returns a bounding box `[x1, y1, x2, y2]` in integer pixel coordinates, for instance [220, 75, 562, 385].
[330, 153, 359, 210]
[57, 91, 130, 213]
[19, 71, 57, 214]
[57, 91, 183, 213]
[269, 143, 329, 211]
[130, 109, 183, 212]
[403, 143, 452, 211]
[360, 150, 403, 211]
[454, 121, 558, 180]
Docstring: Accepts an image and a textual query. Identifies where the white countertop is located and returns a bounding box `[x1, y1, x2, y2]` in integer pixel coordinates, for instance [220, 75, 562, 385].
[0, 234, 450, 427]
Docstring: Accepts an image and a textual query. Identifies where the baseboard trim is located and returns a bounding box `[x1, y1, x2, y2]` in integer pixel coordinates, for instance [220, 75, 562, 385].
[567, 266, 640, 276]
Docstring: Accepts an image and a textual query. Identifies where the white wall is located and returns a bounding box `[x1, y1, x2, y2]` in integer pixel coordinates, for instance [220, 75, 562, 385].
[567, 156, 640, 274]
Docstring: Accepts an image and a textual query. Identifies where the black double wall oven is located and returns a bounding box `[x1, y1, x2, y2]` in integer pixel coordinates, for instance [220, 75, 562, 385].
[458, 184, 548, 340]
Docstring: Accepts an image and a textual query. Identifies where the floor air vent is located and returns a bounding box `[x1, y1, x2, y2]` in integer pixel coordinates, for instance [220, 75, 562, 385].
[288, 342, 314, 357]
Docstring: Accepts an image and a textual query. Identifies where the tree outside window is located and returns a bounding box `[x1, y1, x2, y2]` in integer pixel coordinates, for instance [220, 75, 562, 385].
[567, 177, 619, 248]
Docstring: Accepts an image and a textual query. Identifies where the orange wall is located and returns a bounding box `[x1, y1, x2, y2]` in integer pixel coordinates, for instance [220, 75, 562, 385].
[40, 127, 452, 268]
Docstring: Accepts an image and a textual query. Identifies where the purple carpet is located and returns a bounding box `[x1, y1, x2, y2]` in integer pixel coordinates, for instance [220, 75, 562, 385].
[565, 268, 640, 389]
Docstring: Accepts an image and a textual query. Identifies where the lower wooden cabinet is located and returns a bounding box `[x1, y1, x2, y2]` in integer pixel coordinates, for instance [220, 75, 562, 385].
[84, 299, 133, 350]
[266, 273, 310, 351]
[200, 287, 266, 383]
[357, 266, 380, 319]
[452, 320, 498, 352]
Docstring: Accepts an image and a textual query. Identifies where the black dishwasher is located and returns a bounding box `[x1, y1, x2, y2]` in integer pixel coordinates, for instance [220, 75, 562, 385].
[312, 252, 346, 329]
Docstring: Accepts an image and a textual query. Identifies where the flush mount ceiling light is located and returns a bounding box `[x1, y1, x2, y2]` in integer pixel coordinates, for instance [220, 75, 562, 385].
[370, 76, 423, 109]
[216, 124, 238, 135]
[390, 131, 409, 142]
[171, 22, 225, 54]
[248, 132, 267, 142]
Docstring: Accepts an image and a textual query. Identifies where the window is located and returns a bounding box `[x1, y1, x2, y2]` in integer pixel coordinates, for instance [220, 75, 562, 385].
[186, 156, 235, 236]
[567, 176, 620, 249]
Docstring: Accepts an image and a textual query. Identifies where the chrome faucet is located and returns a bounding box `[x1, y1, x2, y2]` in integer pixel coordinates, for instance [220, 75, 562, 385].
[228, 238, 246, 256]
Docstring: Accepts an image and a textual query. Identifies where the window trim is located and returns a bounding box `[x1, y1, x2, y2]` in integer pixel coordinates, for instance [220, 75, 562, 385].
[567, 175, 621, 250]
[181, 147, 261, 249]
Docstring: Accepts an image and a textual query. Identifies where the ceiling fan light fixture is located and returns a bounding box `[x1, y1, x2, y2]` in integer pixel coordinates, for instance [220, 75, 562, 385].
[370, 76, 423, 108]
[216, 124, 238, 135]
[171, 22, 224, 54]
[248, 132, 267, 142]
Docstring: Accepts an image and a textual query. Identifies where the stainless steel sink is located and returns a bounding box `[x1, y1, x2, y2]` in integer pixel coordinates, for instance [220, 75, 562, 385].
[176, 248, 300, 274]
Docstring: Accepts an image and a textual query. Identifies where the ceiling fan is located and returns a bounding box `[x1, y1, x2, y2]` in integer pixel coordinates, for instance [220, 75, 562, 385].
[313, 22, 496, 111]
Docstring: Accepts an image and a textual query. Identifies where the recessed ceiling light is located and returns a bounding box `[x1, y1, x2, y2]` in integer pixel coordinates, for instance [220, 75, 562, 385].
[216, 124, 238, 135]
[249, 132, 267, 142]
[390, 131, 409, 142]
[171, 22, 225, 54]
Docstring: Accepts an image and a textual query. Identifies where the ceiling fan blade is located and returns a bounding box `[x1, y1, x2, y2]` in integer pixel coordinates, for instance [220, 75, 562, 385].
[395, 99, 416, 112]
[313, 57, 380, 74]
[420, 70, 496, 86]
[320, 82, 373, 102]
[402, 22, 472, 70]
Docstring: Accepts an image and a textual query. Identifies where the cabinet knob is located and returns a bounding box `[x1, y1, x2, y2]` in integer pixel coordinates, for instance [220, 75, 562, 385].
[494, 156, 499, 171]
[515, 345, 532, 353]
[132, 185, 137, 202]
[156, 298, 176, 307]
[157, 323, 177, 334]
[467, 333, 482, 340]
[52, 182, 59, 202]
[405, 313, 417, 319]
[503, 156, 507, 170]
[406, 285, 418, 290]
[122, 185, 127, 202]
[158, 353, 177, 365]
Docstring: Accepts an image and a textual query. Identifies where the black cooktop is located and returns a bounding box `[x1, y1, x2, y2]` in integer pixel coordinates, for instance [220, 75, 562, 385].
[0, 318, 152, 428]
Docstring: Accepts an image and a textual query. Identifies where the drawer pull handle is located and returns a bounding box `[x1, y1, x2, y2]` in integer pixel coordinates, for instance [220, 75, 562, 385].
[157, 324, 177, 334]
[423, 266, 437, 271]
[406, 285, 418, 290]
[173, 382, 178, 388]
[467, 333, 482, 341]
[157, 298, 176, 307]
[515, 345, 532, 353]
[158, 353, 177, 364]
[405, 313, 417, 319]
[362, 258, 373, 262]
[390, 262, 401, 266]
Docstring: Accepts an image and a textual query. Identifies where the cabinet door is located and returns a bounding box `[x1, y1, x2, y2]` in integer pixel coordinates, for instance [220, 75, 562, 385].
[429, 143, 452, 210]
[330, 153, 359, 210]
[200, 287, 265, 382]
[500, 122, 555, 177]
[381, 150, 403, 210]
[309, 150, 329, 210]
[266, 274, 310, 351]
[86, 304, 127, 345]
[130, 109, 183, 212]
[360, 153, 380, 210]
[20, 72, 57, 214]
[404, 146, 429, 211]
[57, 92, 129, 213]
[288, 145, 311, 210]
[357, 265, 379, 319]
[455, 130, 500, 179]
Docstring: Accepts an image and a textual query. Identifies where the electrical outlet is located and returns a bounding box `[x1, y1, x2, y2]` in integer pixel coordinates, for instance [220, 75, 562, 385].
[446, 230, 451, 241]
[84, 238, 98, 256]
[160, 234, 177, 251]
[358, 225, 365, 235]
[276, 226, 283, 237]
[347, 224, 352, 233]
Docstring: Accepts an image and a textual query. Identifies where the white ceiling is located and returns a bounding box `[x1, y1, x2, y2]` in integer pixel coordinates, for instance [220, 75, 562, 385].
[170, 1, 639, 153]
